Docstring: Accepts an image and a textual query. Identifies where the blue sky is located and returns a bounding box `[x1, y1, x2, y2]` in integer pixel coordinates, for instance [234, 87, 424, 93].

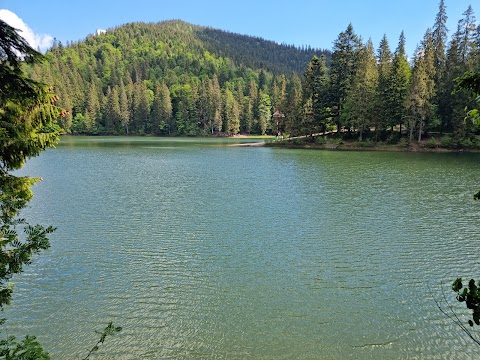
[0, 0, 476, 56]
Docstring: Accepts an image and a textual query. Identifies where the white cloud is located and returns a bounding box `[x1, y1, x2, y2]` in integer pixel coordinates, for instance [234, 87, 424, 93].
[0, 9, 53, 52]
[96, 29, 106, 36]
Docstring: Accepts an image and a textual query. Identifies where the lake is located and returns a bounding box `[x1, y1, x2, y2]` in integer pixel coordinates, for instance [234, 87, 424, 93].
[7, 136, 480, 359]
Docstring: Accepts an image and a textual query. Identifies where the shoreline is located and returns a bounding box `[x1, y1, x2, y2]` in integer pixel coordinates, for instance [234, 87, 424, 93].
[265, 141, 480, 153]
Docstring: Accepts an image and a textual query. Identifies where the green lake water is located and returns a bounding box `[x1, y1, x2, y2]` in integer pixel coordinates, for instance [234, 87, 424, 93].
[7, 136, 480, 359]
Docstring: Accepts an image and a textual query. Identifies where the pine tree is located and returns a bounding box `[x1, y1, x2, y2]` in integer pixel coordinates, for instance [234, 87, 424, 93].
[105, 86, 120, 133]
[303, 55, 329, 134]
[85, 81, 101, 132]
[119, 78, 130, 134]
[329, 24, 362, 132]
[420, 29, 437, 136]
[386, 31, 411, 133]
[346, 39, 379, 141]
[131, 82, 150, 133]
[247, 80, 258, 133]
[433, 0, 449, 132]
[151, 82, 172, 134]
[212, 75, 223, 133]
[407, 45, 429, 142]
[224, 88, 240, 135]
[375, 34, 393, 138]
[257, 91, 271, 135]
[285, 73, 303, 136]
[458, 5, 477, 65]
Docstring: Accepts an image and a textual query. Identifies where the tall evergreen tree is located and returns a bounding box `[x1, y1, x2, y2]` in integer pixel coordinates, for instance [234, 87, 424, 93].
[329, 24, 362, 132]
[131, 82, 150, 133]
[119, 78, 130, 134]
[386, 31, 411, 133]
[303, 55, 329, 134]
[407, 45, 430, 142]
[284, 73, 303, 136]
[458, 5, 477, 65]
[257, 91, 271, 135]
[224, 88, 240, 135]
[247, 80, 259, 133]
[212, 75, 223, 133]
[420, 29, 437, 136]
[375, 34, 393, 138]
[85, 81, 101, 132]
[105, 86, 120, 132]
[346, 39, 379, 140]
[151, 82, 172, 134]
[433, 0, 449, 132]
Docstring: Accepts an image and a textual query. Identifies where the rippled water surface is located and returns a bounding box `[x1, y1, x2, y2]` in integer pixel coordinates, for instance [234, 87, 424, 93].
[7, 136, 480, 359]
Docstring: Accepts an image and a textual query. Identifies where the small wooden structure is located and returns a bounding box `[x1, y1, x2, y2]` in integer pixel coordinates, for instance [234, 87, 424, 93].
[272, 110, 285, 138]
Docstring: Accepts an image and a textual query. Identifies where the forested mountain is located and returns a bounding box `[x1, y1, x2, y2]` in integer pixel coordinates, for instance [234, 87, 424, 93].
[29, 20, 328, 135]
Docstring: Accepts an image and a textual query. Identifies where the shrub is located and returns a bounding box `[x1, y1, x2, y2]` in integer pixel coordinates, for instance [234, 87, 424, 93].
[398, 138, 409, 147]
[315, 136, 327, 145]
[426, 136, 437, 148]
[441, 135, 456, 148]
[386, 133, 400, 144]
[459, 137, 474, 149]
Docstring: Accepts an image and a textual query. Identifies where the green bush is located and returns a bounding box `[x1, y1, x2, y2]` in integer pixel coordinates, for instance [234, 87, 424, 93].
[292, 138, 305, 145]
[315, 136, 326, 145]
[441, 135, 456, 148]
[426, 136, 437, 148]
[386, 133, 400, 144]
[398, 138, 409, 147]
[459, 137, 474, 149]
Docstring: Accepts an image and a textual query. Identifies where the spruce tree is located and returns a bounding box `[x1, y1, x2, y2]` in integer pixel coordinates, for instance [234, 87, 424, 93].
[407, 45, 429, 142]
[151, 82, 172, 134]
[284, 73, 303, 136]
[346, 39, 379, 141]
[119, 78, 130, 134]
[329, 24, 362, 132]
[386, 31, 411, 134]
[257, 91, 271, 135]
[303, 55, 329, 134]
[433, 0, 449, 132]
[375, 34, 393, 138]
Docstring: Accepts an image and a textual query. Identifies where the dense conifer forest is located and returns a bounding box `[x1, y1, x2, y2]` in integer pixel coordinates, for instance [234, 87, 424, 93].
[30, 20, 328, 136]
[30, 2, 480, 145]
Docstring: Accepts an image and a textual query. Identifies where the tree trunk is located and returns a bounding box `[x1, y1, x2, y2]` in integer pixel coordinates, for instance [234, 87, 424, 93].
[418, 118, 423, 143]
[409, 121, 414, 143]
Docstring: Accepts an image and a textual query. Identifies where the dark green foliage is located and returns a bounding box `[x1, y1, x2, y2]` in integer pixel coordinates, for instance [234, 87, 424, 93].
[329, 24, 362, 132]
[0, 335, 49, 360]
[303, 55, 329, 134]
[453, 279, 480, 328]
[386, 31, 411, 132]
[0, 18, 62, 360]
[82, 322, 122, 360]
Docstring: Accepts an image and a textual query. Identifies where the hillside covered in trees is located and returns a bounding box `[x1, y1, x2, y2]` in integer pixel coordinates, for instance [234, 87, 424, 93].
[29, 20, 328, 136]
[30, 2, 480, 143]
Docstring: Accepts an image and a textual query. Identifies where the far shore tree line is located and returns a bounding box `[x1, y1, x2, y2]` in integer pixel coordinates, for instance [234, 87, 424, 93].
[29, 2, 480, 146]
